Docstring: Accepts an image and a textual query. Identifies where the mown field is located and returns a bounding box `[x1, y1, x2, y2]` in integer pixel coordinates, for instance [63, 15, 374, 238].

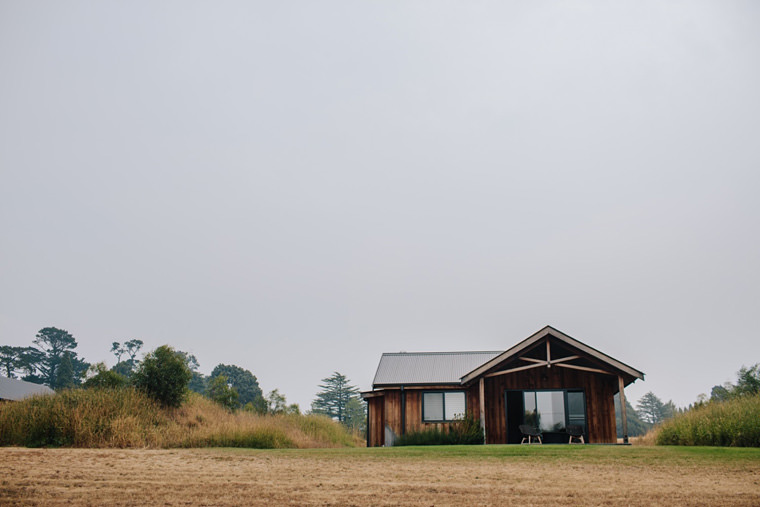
[2, 445, 759, 506]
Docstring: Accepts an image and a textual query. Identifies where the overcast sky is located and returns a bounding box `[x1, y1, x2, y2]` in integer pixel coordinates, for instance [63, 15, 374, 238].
[1, 1, 758, 410]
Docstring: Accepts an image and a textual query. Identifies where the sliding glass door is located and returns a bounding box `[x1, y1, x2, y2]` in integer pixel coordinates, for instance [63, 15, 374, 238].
[506, 389, 587, 443]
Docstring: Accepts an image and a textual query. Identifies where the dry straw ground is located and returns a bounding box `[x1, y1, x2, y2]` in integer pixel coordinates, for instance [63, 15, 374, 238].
[2, 445, 760, 506]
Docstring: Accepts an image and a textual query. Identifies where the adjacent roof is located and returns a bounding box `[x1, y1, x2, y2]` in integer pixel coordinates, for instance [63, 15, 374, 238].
[0, 376, 54, 401]
[373, 351, 502, 387]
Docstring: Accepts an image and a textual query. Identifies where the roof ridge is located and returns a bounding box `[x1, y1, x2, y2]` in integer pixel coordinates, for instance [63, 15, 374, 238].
[381, 351, 503, 356]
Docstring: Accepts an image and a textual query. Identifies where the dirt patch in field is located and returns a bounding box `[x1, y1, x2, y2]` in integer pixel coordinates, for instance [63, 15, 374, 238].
[2, 447, 759, 506]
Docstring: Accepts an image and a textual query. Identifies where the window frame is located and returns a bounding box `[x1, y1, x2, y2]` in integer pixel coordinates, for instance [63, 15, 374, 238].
[505, 388, 587, 433]
[421, 390, 467, 423]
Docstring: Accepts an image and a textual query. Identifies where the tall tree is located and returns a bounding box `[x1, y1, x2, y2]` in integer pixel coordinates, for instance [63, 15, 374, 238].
[32, 327, 88, 387]
[636, 391, 666, 425]
[311, 372, 360, 424]
[111, 339, 144, 377]
[209, 364, 263, 407]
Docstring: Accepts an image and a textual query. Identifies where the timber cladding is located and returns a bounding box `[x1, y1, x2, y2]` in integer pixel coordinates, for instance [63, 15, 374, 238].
[482, 367, 617, 444]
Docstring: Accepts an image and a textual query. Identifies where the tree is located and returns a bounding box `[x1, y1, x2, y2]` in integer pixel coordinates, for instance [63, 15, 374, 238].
[132, 345, 192, 408]
[734, 364, 760, 397]
[32, 327, 88, 387]
[82, 363, 128, 389]
[311, 372, 360, 424]
[174, 350, 207, 394]
[206, 375, 239, 410]
[209, 364, 263, 408]
[266, 389, 287, 414]
[344, 397, 367, 434]
[243, 396, 269, 415]
[710, 383, 733, 402]
[55, 352, 75, 390]
[0, 346, 38, 378]
[110, 339, 144, 377]
[636, 391, 667, 425]
[614, 394, 650, 437]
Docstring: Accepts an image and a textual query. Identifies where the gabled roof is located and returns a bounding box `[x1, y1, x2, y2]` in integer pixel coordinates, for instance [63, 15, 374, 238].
[373, 351, 502, 387]
[460, 325, 645, 384]
[0, 376, 54, 401]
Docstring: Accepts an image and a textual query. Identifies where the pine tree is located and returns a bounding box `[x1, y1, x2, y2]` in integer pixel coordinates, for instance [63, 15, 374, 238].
[311, 372, 360, 423]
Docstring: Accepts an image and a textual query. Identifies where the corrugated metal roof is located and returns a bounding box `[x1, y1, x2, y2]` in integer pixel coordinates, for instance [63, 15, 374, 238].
[372, 351, 502, 386]
[0, 376, 55, 401]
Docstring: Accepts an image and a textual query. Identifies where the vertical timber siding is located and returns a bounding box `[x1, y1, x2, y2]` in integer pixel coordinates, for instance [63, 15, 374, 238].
[483, 367, 617, 444]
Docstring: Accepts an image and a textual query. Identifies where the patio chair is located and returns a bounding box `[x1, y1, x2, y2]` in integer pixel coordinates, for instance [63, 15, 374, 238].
[566, 424, 585, 444]
[519, 424, 542, 444]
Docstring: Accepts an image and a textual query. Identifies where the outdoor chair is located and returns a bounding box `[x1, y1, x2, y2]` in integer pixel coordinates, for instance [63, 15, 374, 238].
[519, 424, 542, 444]
[566, 424, 585, 444]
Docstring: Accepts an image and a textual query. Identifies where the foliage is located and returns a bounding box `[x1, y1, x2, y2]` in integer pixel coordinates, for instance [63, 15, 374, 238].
[0, 390, 359, 449]
[131, 345, 192, 408]
[25, 327, 89, 387]
[83, 363, 128, 390]
[655, 394, 760, 447]
[209, 364, 262, 407]
[206, 375, 239, 410]
[343, 397, 366, 434]
[243, 397, 269, 415]
[636, 391, 669, 424]
[110, 339, 143, 377]
[710, 363, 760, 402]
[394, 413, 484, 446]
[55, 352, 75, 390]
[614, 394, 651, 437]
[0, 346, 42, 379]
[311, 372, 361, 424]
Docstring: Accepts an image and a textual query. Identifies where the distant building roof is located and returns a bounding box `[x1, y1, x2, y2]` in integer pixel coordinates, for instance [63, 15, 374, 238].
[372, 351, 502, 386]
[0, 376, 55, 401]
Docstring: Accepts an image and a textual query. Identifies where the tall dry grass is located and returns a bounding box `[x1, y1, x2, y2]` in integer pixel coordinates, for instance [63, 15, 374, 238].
[655, 394, 760, 447]
[0, 388, 361, 449]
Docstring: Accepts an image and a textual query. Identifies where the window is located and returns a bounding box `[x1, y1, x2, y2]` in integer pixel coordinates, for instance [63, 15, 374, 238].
[422, 391, 466, 422]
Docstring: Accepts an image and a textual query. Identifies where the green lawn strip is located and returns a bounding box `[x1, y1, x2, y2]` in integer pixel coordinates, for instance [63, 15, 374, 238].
[197, 445, 760, 467]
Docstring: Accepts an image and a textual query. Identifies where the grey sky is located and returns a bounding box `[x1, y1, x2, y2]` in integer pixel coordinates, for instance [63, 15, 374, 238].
[1, 1, 759, 410]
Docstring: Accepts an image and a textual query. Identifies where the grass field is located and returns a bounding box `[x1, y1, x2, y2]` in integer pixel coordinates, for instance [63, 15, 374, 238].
[2, 445, 759, 506]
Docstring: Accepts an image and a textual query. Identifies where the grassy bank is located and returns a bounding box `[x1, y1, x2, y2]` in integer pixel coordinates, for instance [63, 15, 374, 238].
[0, 388, 360, 449]
[655, 394, 760, 447]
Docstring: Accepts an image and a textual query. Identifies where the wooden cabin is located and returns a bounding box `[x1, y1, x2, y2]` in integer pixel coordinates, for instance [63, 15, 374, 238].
[362, 325, 644, 446]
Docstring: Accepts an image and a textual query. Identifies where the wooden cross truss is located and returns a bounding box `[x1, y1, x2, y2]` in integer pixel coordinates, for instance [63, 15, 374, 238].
[484, 338, 615, 378]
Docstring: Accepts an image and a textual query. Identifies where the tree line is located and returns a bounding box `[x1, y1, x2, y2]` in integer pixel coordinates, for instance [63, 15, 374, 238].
[1, 327, 366, 434]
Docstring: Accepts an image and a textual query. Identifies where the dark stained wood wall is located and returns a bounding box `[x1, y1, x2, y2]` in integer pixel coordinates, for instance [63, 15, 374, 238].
[367, 396, 385, 447]
[367, 369, 618, 446]
[482, 367, 617, 444]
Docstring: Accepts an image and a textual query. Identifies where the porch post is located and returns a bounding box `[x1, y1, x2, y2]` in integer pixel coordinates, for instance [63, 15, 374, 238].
[618, 375, 629, 444]
[479, 377, 487, 443]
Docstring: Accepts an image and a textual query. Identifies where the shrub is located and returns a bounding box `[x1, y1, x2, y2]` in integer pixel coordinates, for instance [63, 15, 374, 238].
[132, 345, 192, 408]
[395, 413, 484, 446]
[656, 394, 760, 447]
[83, 364, 128, 390]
